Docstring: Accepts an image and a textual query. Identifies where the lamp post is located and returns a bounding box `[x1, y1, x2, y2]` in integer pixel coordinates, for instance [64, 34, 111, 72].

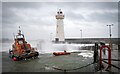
[107, 24, 113, 49]
[80, 29, 82, 38]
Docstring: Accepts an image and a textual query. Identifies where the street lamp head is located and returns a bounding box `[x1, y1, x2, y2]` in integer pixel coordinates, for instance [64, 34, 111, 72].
[107, 24, 114, 26]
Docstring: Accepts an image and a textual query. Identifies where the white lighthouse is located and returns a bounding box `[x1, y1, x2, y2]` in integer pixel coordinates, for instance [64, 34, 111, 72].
[55, 9, 65, 42]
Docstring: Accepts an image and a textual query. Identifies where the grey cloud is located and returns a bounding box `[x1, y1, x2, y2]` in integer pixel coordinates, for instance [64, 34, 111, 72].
[55, 2, 118, 24]
[66, 11, 85, 21]
[2, 4, 23, 28]
[82, 2, 118, 10]
[2, 2, 56, 28]
[56, 2, 118, 11]
[2, 2, 118, 39]
[1, 1, 119, 10]
[87, 11, 118, 24]
[2, 2, 43, 9]
[2, 11, 21, 25]
[2, 0, 120, 2]
[2, 2, 118, 23]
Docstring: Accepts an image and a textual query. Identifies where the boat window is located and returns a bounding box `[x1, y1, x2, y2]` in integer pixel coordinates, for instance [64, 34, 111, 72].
[17, 35, 24, 38]
[18, 41, 23, 44]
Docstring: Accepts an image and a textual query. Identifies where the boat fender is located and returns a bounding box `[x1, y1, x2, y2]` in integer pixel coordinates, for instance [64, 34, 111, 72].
[12, 57, 17, 61]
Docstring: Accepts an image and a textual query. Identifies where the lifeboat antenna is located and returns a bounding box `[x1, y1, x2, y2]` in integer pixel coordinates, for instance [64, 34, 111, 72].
[18, 26, 25, 39]
[18, 26, 21, 35]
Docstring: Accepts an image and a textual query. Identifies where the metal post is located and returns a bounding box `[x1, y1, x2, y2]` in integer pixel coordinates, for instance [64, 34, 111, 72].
[94, 43, 98, 63]
[80, 29, 82, 38]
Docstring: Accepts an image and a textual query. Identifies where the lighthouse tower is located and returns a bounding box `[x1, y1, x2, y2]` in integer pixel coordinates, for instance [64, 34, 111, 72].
[55, 9, 65, 42]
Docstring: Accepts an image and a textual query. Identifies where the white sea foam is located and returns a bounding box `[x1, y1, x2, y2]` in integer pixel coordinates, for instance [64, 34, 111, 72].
[37, 40, 94, 54]
[78, 52, 93, 58]
[1, 39, 94, 54]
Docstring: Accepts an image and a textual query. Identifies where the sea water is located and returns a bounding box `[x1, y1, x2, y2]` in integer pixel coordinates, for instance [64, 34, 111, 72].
[2, 39, 96, 72]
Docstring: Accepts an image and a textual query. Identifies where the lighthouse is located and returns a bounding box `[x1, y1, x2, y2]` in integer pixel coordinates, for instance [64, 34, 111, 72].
[55, 9, 65, 42]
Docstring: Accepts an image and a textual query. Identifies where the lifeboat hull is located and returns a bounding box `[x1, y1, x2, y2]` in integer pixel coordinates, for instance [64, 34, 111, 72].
[53, 52, 71, 56]
[9, 51, 39, 61]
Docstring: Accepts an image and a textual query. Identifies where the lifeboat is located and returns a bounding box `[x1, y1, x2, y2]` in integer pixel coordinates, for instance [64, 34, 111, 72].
[53, 51, 71, 56]
[9, 27, 39, 61]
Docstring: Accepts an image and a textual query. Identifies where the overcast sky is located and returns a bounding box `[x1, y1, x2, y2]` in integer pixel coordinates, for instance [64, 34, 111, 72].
[2, 2, 118, 40]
